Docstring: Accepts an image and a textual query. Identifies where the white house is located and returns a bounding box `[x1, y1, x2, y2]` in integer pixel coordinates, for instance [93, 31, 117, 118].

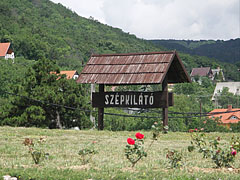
[212, 82, 240, 101]
[0, 42, 15, 60]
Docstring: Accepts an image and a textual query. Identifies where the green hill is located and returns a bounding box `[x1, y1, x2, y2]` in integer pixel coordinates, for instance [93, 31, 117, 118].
[150, 39, 240, 64]
[0, 0, 239, 81]
[0, 0, 160, 66]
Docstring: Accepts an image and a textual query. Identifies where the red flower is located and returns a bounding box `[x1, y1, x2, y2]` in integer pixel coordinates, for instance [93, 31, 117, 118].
[195, 128, 198, 131]
[135, 132, 144, 139]
[127, 138, 135, 145]
[189, 129, 194, 133]
[231, 149, 237, 156]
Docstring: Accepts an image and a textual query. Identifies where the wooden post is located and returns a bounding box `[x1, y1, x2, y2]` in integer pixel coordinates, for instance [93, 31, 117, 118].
[98, 84, 104, 130]
[162, 78, 168, 133]
[90, 84, 96, 128]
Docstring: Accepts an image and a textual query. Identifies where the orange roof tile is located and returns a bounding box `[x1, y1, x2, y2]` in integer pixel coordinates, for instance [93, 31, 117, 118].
[51, 71, 78, 79]
[59, 71, 77, 79]
[209, 108, 240, 124]
[0, 43, 10, 57]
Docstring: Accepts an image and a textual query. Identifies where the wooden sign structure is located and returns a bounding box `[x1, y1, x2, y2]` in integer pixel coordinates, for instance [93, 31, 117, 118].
[77, 51, 191, 132]
[92, 91, 173, 108]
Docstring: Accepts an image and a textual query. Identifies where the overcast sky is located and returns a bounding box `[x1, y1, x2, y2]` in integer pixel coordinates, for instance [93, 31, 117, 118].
[51, 0, 239, 40]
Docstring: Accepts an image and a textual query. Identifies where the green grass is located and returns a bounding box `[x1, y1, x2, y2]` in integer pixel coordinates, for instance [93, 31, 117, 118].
[0, 126, 240, 180]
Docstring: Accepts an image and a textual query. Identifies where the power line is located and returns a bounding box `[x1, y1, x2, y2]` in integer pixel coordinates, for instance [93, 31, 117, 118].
[1, 90, 240, 120]
[1, 90, 92, 113]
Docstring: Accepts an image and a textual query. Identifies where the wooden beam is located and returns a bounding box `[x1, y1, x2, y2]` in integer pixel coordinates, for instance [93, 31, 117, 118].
[162, 77, 168, 133]
[98, 84, 104, 130]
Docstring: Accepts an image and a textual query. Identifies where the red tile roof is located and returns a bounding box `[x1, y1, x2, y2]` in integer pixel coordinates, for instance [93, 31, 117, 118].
[209, 106, 240, 124]
[77, 51, 191, 85]
[0, 42, 10, 57]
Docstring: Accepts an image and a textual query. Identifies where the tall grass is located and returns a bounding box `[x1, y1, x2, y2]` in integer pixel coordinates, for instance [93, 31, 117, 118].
[0, 126, 240, 180]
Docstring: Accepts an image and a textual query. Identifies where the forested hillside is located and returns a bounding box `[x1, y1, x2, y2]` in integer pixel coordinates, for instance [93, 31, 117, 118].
[150, 39, 240, 64]
[0, 0, 159, 68]
[0, 0, 239, 80]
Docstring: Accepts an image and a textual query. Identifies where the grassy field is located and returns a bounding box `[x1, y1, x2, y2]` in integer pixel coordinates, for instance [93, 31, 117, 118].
[0, 126, 240, 180]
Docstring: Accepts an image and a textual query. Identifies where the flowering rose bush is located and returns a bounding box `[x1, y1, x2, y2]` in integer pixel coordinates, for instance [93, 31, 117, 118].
[165, 149, 183, 168]
[23, 137, 49, 164]
[188, 128, 209, 158]
[135, 132, 144, 139]
[188, 129, 237, 168]
[125, 132, 147, 167]
[127, 138, 135, 145]
[231, 148, 237, 156]
[151, 122, 162, 140]
[231, 136, 240, 151]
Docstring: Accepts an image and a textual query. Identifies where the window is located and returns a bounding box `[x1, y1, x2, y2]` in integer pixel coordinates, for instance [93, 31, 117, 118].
[230, 116, 238, 120]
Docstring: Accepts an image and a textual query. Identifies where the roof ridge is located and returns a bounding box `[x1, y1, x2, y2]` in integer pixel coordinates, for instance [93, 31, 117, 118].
[92, 51, 175, 57]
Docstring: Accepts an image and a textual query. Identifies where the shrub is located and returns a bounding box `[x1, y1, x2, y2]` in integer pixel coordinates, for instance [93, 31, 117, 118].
[124, 132, 147, 167]
[165, 149, 184, 168]
[188, 130, 237, 168]
[78, 141, 98, 165]
[23, 137, 49, 164]
[230, 135, 240, 151]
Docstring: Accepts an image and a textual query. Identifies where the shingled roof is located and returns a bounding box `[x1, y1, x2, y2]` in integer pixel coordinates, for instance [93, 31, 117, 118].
[190, 67, 212, 77]
[77, 51, 191, 85]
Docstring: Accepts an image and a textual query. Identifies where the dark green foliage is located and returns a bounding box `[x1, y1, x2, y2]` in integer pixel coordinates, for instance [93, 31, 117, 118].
[200, 118, 229, 133]
[230, 122, 240, 132]
[103, 108, 160, 131]
[0, 58, 92, 129]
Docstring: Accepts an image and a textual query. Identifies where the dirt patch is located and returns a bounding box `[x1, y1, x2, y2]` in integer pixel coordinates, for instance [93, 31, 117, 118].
[187, 167, 240, 174]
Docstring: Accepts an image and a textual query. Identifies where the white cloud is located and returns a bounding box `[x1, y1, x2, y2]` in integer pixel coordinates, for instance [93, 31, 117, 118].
[51, 0, 239, 40]
[51, 0, 106, 23]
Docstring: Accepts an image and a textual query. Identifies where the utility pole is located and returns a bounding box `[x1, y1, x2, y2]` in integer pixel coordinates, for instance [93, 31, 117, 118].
[200, 98, 202, 120]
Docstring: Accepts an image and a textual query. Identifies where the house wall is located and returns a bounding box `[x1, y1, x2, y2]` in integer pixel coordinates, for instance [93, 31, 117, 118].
[212, 82, 240, 100]
[73, 74, 79, 80]
[5, 52, 15, 59]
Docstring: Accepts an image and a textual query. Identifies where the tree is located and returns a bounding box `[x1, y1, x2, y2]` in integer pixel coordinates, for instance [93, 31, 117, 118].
[1, 58, 92, 129]
[168, 94, 200, 131]
[173, 82, 199, 95]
